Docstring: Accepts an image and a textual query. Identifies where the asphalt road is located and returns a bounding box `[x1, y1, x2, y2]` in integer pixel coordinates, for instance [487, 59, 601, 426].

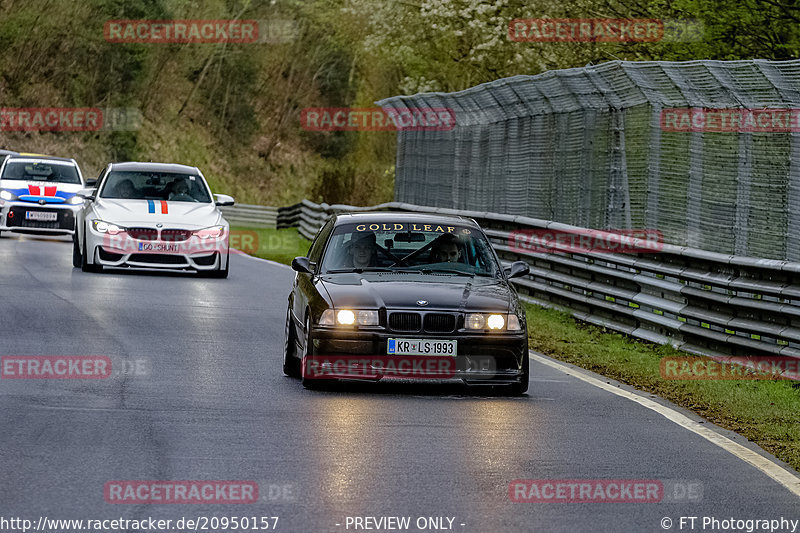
[1, 234, 798, 533]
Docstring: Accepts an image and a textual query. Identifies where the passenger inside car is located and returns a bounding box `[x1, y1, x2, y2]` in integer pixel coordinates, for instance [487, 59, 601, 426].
[430, 233, 463, 263]
[114, 179, 138, 199]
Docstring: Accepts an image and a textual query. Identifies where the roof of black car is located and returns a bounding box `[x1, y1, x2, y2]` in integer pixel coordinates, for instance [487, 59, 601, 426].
[334, 211, 478, 227]
[110, 161, 200, 173]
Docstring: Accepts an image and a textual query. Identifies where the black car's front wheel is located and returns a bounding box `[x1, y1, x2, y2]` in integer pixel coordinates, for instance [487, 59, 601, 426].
[300, 316, 321, 389]
[507, 349, 530, 396]
[283, 307, 301, 378]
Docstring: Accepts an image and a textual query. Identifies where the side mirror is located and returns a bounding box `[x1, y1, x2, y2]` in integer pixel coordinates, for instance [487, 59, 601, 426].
[85, 178, 98, 187]
[76, 187, 96, 200]
[504, 260, 530, 279]
[215, 194, 235, 207]
[291, 256, 315, 274]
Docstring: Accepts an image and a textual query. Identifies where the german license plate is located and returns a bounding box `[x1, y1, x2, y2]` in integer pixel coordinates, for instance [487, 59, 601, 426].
[138, 242, 179, 252]
[25, 211, 57, 221]
[387, 338, 456, 356]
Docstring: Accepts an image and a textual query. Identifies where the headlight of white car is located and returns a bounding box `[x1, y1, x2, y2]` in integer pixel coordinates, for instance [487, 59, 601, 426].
[67, 196, 84, 205]
[92, 219, 125, 235]
[0, 190, 17, 201]
[194, 225, 226, 239]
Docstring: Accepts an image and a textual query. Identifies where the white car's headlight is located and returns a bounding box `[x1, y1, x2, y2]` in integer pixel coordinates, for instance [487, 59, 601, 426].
[319, 309, 379, 327]
[194, 225, 226, 239]
[92, 219, 125, 235]
[68, 196, 84, 205]
[0, 190, 16, 201]
[465, 313, 522, 331]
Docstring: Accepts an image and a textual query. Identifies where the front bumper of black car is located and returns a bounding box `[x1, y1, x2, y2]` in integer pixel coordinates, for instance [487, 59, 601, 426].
[304, 326, 528, 385]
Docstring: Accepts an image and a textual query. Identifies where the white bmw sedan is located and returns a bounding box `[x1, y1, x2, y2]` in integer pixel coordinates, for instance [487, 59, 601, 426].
[73, 162, 234, 277]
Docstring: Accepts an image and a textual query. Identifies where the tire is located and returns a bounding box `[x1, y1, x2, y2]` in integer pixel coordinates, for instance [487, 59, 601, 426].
[200, 252, 229, 278]
[300, 316, 320, 389]
[80, 237, 102, 273]
[507, 348, 530, 396]
[283, 306, 301, 378]
[72, 233, 82, 268]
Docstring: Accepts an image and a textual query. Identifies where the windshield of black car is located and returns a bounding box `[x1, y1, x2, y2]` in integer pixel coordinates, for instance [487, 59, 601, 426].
[1, 161, 81, 184]
[99, 171, 212, 202]
[320, 222, 500, 277]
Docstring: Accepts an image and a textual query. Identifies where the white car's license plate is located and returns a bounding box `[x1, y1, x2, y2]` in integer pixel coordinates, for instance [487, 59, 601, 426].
[25, 211, 58, 221]
[138, 243, 179, 252]
[387, 338, 456, 356]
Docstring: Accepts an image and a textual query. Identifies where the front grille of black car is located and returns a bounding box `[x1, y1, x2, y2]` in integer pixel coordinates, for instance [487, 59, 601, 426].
[127, 228, 159, 241]
[388, 312, 422, 332]
[161, 229, 192, 242]
[6, 206, 73, 230]
[423, 313, 456, 333]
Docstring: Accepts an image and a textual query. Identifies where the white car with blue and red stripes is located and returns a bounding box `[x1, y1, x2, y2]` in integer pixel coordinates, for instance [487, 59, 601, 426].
[0, 155, 85, 236]
[73, 162, 235, 277]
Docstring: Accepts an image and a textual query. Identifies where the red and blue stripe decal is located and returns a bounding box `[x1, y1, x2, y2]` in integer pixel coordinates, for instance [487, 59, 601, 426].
[146, 200, 168, 214]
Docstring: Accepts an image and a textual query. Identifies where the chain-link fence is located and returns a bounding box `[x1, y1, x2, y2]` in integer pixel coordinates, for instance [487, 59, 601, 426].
[377, 59, 800, 261]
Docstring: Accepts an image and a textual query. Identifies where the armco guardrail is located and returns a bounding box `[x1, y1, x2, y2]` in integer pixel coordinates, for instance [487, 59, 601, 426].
[232, 199, 800, 361]
[219, 203, 278, 228]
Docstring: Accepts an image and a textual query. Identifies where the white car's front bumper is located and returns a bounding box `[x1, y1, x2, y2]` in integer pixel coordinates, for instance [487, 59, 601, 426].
[0, 201, 81, 235]
[85, 226, 230, 271]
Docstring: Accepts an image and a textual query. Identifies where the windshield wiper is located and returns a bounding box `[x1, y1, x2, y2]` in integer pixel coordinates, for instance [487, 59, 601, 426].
[420, 268, 475, 276]
[325, 267, 424, 274]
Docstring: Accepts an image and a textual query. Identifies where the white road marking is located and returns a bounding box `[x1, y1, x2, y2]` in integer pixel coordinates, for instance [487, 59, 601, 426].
[530, 352, 800, 499]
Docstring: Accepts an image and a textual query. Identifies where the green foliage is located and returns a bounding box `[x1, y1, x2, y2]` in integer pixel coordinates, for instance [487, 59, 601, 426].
[0, 0, 796, 206]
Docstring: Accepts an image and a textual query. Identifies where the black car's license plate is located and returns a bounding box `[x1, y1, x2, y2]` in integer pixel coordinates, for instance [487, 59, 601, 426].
[387, 338, 456, 356]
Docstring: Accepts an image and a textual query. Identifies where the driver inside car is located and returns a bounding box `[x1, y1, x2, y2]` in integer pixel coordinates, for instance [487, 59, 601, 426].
[168, 179, 196, 202]
[345, 231, 378, 268]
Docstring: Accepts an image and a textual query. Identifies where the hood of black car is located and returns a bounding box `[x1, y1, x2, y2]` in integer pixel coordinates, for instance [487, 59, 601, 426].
[317, 272, 514, 313]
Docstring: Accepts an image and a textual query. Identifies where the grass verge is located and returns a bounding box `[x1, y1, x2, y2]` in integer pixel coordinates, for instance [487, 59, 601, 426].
[231, 226, 312, 265]
[524, 303, 800, 473]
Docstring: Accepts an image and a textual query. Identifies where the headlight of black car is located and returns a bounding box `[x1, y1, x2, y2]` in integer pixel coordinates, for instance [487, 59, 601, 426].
[464, 313, 523, 332]
[319, 309, 380, 327]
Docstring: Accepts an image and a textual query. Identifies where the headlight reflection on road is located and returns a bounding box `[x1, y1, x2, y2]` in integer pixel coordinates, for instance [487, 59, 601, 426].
[308, 397, 379, 505]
